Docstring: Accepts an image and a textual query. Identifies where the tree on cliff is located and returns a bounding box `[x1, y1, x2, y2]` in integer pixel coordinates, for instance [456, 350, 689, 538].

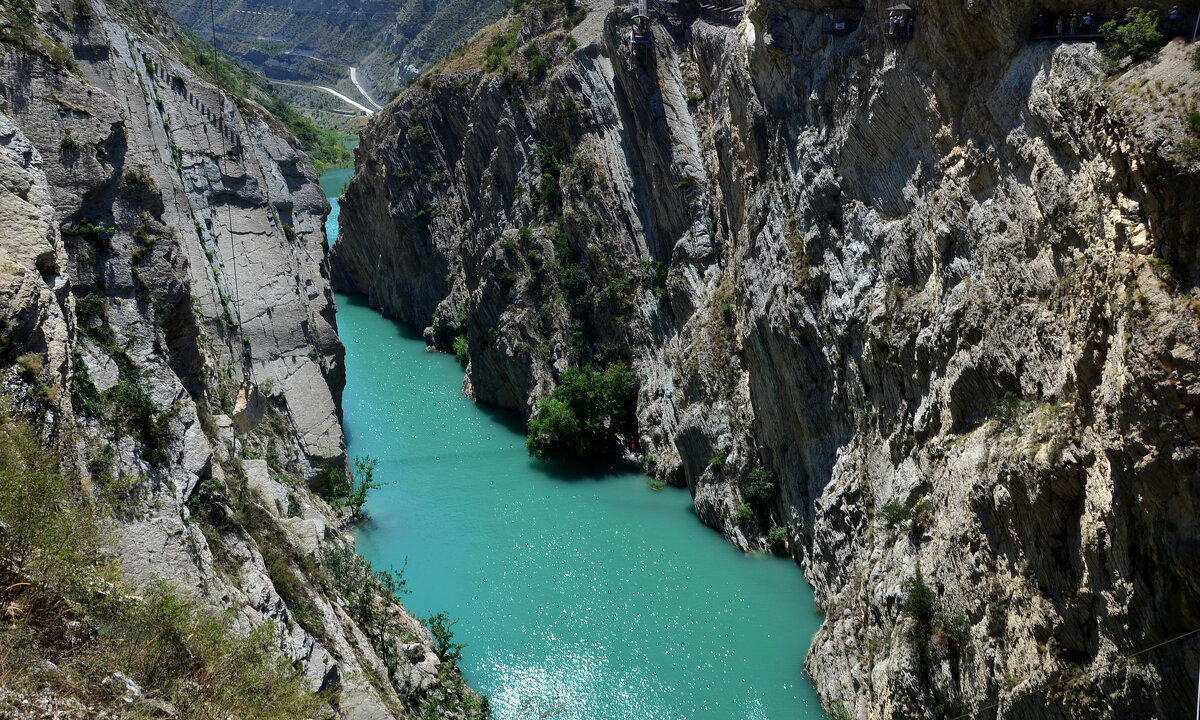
[526, 364, 637, 460]
[1101, 7, 1164, 64]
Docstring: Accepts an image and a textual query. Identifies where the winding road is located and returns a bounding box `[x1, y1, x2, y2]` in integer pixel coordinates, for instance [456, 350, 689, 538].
[271, 79, 375, 116]
[349, 66, 385, 111]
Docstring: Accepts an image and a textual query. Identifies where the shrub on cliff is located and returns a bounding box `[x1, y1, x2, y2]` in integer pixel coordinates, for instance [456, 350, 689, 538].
[525, 364, 636, 460]
[1101, 8, 1163, 64]
[0, 404, 322, 716]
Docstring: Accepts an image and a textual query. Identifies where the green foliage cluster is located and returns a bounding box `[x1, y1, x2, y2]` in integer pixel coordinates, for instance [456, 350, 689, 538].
[62, 220, 115, 248]
[1185, 112, 1200, 160]
[828, 702, 853, 720]
[527, 53, 550, 81]
[324, 545, 412, 674]
[879, 499, 910, 528]
[733, 502, 754, 527]
[426, 612, 466, 664]
[879, 495, 933, 536]
[409, 124, 431, 145]
[60, 130, 80, 152]
[984, 391, 1034, 425]
[1193, 45, 1200, 71]
[453, 335, 470, 367]
[741, 466, 777, 507]
[0, 407, 322, 717]
[532, 140, 564, 216]
[1101, 7, 1163, 63]
[484, 24, 521, 71]
[526, 364, 636, 460]
[767, 525, 788, 554]
[131, 219, 155, 264]
[902, 564, 971, 671]
[318, 456, 383, 518]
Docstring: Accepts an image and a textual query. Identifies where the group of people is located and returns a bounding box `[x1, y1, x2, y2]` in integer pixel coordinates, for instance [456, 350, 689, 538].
[1032, 6, 1187, 38]
[885, 13, 916, 38]
[1033, 10, 1098, 36]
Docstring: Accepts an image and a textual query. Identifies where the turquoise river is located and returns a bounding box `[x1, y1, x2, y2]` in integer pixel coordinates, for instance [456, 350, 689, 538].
[321, 168, 827, 720]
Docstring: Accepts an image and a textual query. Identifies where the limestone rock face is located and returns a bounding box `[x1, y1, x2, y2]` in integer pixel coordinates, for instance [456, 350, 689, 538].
[0, 0, 480, 717]
[335, 2, 1200, 716]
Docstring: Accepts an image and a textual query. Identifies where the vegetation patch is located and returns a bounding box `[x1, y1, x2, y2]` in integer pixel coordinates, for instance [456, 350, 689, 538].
[1101, 8, 1163, 65]
[453, 335, 470, 367]
[317, 455, 383, 518]
[525, 363, 636, 460]
[0, 405, 323, 717]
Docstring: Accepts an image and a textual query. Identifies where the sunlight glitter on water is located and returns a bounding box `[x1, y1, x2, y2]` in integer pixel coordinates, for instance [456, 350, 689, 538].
[325, 170, 827, 720]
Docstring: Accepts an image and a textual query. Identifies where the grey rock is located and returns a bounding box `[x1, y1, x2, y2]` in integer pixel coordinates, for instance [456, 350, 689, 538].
[335, 4, 1200, 717]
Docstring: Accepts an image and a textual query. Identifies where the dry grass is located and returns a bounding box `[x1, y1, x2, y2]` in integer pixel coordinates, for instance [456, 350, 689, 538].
[429, 16, 521, 77]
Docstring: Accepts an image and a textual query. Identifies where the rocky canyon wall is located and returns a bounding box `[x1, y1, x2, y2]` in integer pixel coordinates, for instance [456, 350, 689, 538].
[333, 0, 1200, 717]
[0, 0, 482, 716]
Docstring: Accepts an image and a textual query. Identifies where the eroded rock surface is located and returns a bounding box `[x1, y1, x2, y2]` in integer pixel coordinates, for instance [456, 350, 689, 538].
[0, 0, 482, 716]
[335, 2, 1200, 717]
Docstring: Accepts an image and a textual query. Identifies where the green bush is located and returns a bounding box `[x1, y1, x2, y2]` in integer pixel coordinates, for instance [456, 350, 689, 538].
[939, 610, 970, 649]
[426, 612, 466, 664]
[902, 565, 936, 625]
[741, 466, 776, 507]
[528, 54, 550, 81]
[902, 563, 938, 669]
[60, 130, 80, 152]
[829, 703, 853, 720]
[318, 456, 382, 518]
[409, 124, 431, 145]
[0, 407, 322, 717]
[1101, 7, 1163, 63]
[453, 335, 469, 367]
[526, 364, 637, 460]
[484, 25, 521, 71]
[733, 502, 755, 527]
[767, 525, 788, 554]
[0, 404, 101, 595]
[879, 499, 909, 529]
[63, 220, 115, 246]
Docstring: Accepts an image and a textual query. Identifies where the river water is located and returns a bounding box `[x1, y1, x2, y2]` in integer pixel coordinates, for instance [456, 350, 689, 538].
[321, 168, 827, 720]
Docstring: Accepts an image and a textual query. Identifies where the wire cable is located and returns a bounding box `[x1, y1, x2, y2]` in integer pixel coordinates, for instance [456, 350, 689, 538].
[945, 626, 1200, 720]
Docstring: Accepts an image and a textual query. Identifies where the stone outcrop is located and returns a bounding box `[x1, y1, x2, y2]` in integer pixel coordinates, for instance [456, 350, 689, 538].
[0, 0, 482, 717]
[333, 1, 1200, 717]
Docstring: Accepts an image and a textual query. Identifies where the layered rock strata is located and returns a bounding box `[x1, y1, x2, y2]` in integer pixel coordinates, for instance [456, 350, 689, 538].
[333, 1, 1200, 717]
[0, 0, 481, 716]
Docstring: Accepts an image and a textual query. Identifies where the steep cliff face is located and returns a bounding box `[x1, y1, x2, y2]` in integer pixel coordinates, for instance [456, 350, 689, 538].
[334, 1, 1200, 717]
[0, 0, 482, 717]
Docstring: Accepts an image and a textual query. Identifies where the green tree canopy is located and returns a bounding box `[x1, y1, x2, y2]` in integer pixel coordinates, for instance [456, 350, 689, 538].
[526, 364, 636, 460]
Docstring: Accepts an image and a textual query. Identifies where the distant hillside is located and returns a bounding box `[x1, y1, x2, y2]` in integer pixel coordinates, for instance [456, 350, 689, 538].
[167, 0, 507, 102]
